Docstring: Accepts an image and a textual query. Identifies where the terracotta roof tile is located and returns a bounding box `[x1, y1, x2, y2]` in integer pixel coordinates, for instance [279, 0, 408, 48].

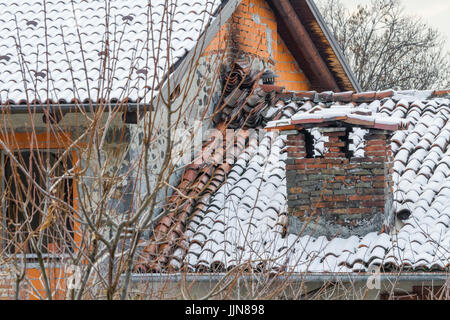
[0, 0, 222, 104]
[136, 124, 249, 272]
[142, 90, 450, 273]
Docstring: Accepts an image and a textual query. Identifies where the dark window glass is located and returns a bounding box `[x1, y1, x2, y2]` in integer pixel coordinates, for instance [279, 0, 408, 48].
[3, 151, 73, 255]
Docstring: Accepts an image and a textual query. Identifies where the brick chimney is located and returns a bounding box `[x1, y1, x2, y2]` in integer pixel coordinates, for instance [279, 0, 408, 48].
[268, 106, 408, 238]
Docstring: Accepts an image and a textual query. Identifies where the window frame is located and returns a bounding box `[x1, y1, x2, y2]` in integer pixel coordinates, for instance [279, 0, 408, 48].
[0, 131, 81, 259]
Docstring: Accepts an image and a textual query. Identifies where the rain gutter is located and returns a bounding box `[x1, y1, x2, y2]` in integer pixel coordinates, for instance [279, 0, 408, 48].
[128, 272, 450, 284]
[0, 103, 150, 114]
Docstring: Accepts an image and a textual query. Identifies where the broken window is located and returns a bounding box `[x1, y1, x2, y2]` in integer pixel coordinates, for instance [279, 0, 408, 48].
[1, 150, 74, 256]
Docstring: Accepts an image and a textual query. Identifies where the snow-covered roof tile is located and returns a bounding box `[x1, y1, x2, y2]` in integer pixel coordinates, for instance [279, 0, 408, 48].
[0, 0, 223, 104]
[166, 90, 450, 273]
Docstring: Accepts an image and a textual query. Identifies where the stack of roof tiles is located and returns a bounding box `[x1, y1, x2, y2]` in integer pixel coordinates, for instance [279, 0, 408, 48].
[214, 60, 284, 129]
[136, 63, 284, 273]
[135, 122, 249, 272]
[0, 0, 223, 104]
[138, 89, 450, 273]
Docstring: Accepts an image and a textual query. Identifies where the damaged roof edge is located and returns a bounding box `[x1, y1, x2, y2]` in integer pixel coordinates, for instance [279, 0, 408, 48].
[305, 0, 362, 93]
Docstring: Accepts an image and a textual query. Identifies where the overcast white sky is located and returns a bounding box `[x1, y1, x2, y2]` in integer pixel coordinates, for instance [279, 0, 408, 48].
[339, 0, 450, 51]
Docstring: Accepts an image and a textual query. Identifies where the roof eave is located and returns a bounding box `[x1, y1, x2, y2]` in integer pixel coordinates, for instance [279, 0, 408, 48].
[304, 0, 361, 92]
[268, 0, 341, 92]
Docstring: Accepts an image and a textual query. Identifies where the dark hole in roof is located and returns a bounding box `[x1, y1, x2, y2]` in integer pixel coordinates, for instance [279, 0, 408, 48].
[35, 71, 46, 79]
[26, 20, 38, 27]
[98, 49, 109, 57]
[136, 68, 148, 75]
[396, 209, 412, 221]
[122, 15, 134, 22]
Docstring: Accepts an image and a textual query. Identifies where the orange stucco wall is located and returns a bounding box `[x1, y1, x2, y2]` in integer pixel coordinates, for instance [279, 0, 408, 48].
[204, 0, 311, 92]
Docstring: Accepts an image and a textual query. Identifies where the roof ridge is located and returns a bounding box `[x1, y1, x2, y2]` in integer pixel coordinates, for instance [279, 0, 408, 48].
[280, 88, 450, 104]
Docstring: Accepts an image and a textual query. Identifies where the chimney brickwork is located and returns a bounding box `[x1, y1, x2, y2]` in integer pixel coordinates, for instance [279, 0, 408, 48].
[286, 127, 394, 238]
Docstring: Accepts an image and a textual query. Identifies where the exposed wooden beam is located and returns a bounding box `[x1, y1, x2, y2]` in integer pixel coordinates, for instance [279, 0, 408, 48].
[267, 0, 340, 92]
